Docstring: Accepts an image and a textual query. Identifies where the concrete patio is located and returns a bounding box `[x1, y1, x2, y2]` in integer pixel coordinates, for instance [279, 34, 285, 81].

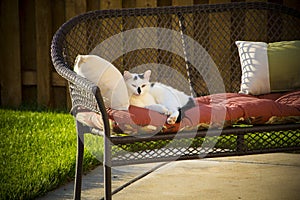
[39, 153, 300, 200]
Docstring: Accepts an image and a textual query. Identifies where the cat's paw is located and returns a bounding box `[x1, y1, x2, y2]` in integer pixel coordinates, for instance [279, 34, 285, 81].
[167, 115, 177, 124]
[166, 111, 180, 124]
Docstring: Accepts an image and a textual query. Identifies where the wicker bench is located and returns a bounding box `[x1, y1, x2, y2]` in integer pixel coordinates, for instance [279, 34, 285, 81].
[51, 2, 300, 199]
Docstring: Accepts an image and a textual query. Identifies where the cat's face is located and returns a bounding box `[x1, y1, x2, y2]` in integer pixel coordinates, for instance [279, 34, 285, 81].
[123, 70, 151, 96]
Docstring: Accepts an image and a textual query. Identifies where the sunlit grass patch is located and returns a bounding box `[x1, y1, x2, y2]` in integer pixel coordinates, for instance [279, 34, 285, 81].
[0, 109, 100, 199]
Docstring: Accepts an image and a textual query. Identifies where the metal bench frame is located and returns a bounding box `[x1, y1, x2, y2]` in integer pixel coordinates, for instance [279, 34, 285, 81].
[51, 2, 300, 199]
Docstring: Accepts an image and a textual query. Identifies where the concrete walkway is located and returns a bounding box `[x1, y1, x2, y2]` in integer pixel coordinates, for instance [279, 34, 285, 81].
[39, 153, 300, 200]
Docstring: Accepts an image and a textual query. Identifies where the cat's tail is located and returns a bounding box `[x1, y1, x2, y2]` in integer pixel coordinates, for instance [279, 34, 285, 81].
[176, 97, 196, 123]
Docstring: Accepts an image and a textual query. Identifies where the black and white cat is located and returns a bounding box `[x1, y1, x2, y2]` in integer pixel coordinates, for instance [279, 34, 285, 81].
[123, 70, 195, 124]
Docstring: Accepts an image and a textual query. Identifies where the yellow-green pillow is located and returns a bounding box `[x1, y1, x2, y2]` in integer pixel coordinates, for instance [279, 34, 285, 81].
[268, 41, 300, 92]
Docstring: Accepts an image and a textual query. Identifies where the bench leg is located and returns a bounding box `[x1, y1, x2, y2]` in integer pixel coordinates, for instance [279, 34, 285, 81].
[74, 120, 84, 200]
[104, 164, 112, 200]
[104, 136, 112, 200]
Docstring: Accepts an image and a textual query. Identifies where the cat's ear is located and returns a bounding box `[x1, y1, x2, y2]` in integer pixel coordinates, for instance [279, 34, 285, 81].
[123, 71, 132, 81]
[144, 70, 151, 81]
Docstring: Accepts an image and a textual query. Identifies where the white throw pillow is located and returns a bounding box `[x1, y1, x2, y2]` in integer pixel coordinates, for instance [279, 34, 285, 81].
[235, 41, 270, 95]
[74, 54, 129, 110]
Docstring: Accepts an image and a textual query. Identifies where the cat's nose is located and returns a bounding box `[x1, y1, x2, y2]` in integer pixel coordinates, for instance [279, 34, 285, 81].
[137, 87, 141, 94]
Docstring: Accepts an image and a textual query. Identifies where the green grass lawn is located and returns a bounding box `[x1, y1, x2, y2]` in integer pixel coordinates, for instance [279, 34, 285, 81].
[0, 109, 101, 199]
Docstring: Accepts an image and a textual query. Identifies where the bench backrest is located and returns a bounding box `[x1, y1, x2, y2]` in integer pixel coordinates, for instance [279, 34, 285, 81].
[52, 2, 300, 99]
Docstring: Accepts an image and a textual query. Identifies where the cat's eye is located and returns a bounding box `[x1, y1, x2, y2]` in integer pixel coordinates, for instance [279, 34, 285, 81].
[141, 84, 146, 88]
[132, 84, 136, 87]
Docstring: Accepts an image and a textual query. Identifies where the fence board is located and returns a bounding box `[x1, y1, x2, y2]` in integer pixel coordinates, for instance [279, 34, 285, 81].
[65, 0, 76, 20]
[87, 0, 100, 10]
[35, 0, 53, 107]
[51, 0, 72, 110]
[136, 0, 157, 7]
[284, 0, 300, 12]
[52, 0, 66, 33]
[172, 0, 193, 6]
[157, 0, 172, 6]
[100, 0, 122, 9]
[20, 0, 36, 71]
[19, 0, 37, 107]
[0, 0, 22, 107]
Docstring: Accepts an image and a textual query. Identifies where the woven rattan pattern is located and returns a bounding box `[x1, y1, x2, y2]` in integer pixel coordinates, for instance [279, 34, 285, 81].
[51, 2, 300, 165]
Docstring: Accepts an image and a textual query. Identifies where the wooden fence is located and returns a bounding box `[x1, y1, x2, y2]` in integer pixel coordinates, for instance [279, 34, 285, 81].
[0, 0, 299, 109]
